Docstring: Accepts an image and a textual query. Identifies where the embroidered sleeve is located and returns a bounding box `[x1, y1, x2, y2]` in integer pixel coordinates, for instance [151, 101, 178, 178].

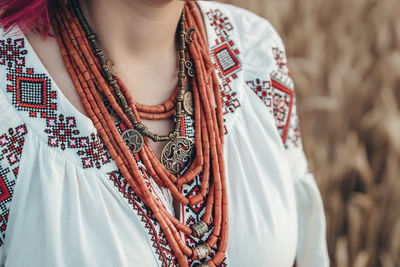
[237, 8, 330, 265]
[266, 25, 330, 267]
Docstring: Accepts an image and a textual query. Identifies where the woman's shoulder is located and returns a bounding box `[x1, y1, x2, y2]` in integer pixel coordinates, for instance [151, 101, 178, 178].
[199, 1, 285, 52]
[199, 1, 290, 82]
[199, 2, 299, 149]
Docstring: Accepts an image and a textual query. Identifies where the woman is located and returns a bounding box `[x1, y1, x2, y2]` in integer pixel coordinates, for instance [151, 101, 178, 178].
[0, 0, 329, 266]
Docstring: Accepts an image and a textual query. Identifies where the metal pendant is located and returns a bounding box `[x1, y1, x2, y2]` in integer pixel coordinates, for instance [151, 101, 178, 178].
[191, 221, 209, 238]
[183, 91, 194, 115]
[122, 129, 144, 154]
[194, 244, 210, 260]
[185, 28, 196, 44]
[185, 60, 195, 77]
[161, 136, 195, 174]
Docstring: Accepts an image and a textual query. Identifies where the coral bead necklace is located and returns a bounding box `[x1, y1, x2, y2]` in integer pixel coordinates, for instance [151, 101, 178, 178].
[51, 0, 229, 266]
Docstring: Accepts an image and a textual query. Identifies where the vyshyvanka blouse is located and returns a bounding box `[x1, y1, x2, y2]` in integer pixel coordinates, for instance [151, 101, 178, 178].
[0, 1, 329, 266]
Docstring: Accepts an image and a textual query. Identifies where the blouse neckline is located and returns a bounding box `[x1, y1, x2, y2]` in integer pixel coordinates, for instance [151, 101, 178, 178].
[0, 2, 217, 173]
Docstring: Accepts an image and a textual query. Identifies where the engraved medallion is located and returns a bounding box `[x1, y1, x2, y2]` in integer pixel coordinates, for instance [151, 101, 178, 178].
[122, 129, 144, 153]
[161, 136, 195, 174]
[183, 91, 194, 115]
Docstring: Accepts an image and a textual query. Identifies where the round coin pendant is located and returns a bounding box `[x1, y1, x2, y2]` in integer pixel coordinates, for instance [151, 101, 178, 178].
[183, 91, 194, 115]
[121, 129, 144, 154]
[161, 136, 195, 174]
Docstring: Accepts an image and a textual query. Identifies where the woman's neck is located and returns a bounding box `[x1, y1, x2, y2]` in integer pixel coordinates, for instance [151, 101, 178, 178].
[80, 0, 185, 63]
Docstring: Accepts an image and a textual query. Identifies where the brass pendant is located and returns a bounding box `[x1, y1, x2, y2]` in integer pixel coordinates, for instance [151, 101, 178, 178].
[122, 129, 144, 153]
[161, 136, 195, 174]
[185, 60, 195, 77]
[194, 244, 210, 260]
[185, 28, 196, 44]
[191, 221, 209, 238]
[183, 91, 194, 115]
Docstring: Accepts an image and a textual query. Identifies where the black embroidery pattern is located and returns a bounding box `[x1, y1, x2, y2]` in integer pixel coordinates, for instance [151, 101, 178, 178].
[44, 115, 110, 168]
[1, 37, 111, 169]
[108, 170, 177, 267]
[0, 125, 28, 246]
[0, 38, 26, 68]
[246, 69, 300, 147]
[207, 8, 242, 135]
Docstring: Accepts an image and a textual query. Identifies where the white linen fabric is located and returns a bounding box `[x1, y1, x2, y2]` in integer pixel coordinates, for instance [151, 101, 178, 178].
[0, 1, 329, 266]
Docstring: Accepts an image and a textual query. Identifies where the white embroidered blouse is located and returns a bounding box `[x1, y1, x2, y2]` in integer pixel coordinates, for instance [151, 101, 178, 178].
[0, 1, 329, 267]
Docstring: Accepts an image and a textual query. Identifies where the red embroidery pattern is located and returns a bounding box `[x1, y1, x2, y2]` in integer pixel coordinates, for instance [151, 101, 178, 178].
[271, 74, 294, 143]
[0, 125, 28, 246]
[44, 115, 110, 169]
[206, 9, 233, 37]
[247, 71, 299, 147]
[8, 67, 56, 119]
[2, 36, 112, 169]
[108, 170, 177, 267]
[246, 79, 273, 108]
[272, 47, 290, 76]
[208, 8, 242, 136]
[0, 38, 26, 68]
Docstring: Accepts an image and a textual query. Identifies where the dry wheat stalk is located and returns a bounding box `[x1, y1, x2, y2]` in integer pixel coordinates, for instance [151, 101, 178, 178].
[221, 0, 400, 266]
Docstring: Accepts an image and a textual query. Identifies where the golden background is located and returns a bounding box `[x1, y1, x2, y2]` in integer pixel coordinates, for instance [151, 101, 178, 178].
[220, 0, 400, 266]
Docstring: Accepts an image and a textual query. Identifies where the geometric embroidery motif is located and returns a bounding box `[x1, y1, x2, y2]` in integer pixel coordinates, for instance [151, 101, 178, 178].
[77, 133, 111, 169]
[208, 8, 242, 136]
[8, 69, 55, 119]
[213, 43, 241, 78]
[1, 38, 57, 119]
[0, 124, 28, 246]
[246, 79, 273, 109]
[108, 170, 177, 267]
[212, 38, 241, 88]
[247, 71, 298, 147]
[220, 82, 240, 115]
[206, 9, 233, 37]
[16, 76, 48, 109]
[45, 115, 80, 150]
[0, 125, 28, 174]
[2, 35, 111, 169]
[0, 38, 26, 68]
[270, 71, 294, 144]
[272, 47, 290, 76]
[44, 114, 110, 169]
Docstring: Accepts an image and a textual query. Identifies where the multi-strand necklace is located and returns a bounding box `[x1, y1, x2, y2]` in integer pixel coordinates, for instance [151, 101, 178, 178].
[51, 0, 228, 266]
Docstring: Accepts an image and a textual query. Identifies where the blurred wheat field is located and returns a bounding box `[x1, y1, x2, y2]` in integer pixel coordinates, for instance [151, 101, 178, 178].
[220, 0, 400, 266]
